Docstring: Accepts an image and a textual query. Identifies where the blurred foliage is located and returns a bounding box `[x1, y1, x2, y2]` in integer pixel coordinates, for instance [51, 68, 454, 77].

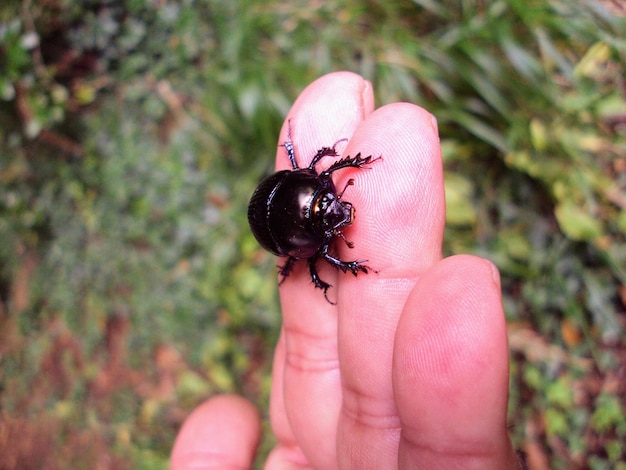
[0, 0, 625, 468]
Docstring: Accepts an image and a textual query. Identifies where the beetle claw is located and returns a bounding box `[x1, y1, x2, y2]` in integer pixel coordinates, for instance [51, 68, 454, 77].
[323, 289, 337, 305]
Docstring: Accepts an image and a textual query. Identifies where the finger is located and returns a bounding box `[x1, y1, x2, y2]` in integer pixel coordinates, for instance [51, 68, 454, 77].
[393, 255, 519, 470]
[335, 103, 445, 468]
[276, 70, 376, 308]
[170, 395, 260, 470]
[266, 329, 310, 468]
[270, 71, 375, 469]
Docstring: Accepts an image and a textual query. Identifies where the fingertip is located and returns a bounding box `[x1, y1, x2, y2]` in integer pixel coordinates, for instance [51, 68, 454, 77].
[276, 72, 376, 326]
[277, 71, 375, 172]
[170, 394, 261, 470]
[393, 254, 514, 468]
[342, 102, 445, 279]
[394, 254, 508, 411]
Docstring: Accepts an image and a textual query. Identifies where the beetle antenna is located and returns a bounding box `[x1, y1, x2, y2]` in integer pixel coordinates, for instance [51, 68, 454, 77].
[337, 179, 354, 199]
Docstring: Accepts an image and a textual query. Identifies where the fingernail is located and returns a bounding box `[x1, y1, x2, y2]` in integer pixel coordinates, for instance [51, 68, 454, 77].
[430, 113, 439, 135]
[485, 259, 501, 289]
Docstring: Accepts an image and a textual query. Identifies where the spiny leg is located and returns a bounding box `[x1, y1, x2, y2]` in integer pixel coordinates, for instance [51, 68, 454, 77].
[278, 256, 297, 284]
[279, 119, 299, 169]
[280, 135, 348, 171]
[308, 138, 348, 169]
[280, 140, 298, 169]
[320, 153, 381, 178]
[319, 243, 370, 276]
[307, 256, 335, 304]
[335, 180, 355, 249]
[323, 253, 370, 276]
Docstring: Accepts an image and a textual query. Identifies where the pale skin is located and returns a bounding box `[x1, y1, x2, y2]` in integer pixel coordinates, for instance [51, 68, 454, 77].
[170, 72, 522, 469]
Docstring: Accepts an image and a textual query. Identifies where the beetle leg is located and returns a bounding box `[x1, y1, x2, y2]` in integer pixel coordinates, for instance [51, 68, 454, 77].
[280, 140, 298, 169]
[278, 119, 299, 169]
[308, 138, 348, 169]
[319, 244, 370, 276]
[278, 256, 297, 284]
[323, 254, 370, 276]
[320, 153, 381, 178]
[307, 256, 335, 303]
[279, 119, 299, 169]
[308, 146, 339, 169]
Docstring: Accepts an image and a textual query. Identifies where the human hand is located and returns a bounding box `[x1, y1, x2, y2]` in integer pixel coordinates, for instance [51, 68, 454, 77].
[171, 71, 522, 469]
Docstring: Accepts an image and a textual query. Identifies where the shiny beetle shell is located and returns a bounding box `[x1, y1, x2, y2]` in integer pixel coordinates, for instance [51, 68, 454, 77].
[248, 169, 352, 259]
[247, 134, 380, 303]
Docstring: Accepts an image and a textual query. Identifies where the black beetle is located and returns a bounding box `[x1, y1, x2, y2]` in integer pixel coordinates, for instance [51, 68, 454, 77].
[247, 131, 380, 303]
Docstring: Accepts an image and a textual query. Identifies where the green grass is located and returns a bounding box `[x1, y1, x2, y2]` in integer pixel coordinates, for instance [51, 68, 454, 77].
[1, 0, 625, 468]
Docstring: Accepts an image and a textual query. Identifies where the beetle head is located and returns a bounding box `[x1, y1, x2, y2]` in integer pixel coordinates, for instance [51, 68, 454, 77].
[314, 191, 354, 234]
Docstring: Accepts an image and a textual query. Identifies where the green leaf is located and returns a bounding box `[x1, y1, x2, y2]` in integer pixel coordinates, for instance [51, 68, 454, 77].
[574, 42, 611, 79]
[555, 202, 603, 242]
[444, 173, 477, 227]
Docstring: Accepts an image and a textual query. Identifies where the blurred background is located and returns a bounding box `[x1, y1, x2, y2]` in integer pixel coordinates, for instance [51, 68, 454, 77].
[0, 0, 624, 468]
